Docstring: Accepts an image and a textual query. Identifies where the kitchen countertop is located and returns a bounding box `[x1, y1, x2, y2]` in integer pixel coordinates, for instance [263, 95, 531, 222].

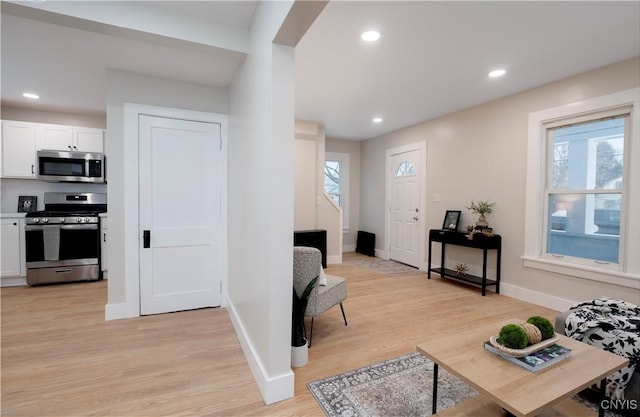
[1, 212, 27, 218]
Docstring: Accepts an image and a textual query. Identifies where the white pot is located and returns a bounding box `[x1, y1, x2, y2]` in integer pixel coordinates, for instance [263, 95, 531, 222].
[291, 339, 309, 367]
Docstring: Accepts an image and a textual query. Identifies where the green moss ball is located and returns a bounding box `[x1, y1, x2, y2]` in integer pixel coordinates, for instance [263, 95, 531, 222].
[499, 324, 529, 349]
[527, 316, 555, 340]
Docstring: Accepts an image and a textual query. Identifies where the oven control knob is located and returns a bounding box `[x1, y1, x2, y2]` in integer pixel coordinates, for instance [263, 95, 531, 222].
[43, 218, 49, 224]
[61, 218, 66, 223]
[34, 218, 40, 224]
[77, 217, 83, 223]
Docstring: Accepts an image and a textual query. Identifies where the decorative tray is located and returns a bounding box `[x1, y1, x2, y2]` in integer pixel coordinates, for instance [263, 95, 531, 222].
[489, 334, 560, 358]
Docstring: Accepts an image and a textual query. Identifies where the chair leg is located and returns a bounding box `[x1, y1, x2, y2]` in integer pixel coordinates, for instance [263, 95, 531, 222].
[340, 302, 348, 326]
[308, 305, 347, 347]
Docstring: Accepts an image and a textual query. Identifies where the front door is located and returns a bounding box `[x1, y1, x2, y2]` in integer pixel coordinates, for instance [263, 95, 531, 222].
[139, 115, 221, 315]
[388, 148, 422, 267]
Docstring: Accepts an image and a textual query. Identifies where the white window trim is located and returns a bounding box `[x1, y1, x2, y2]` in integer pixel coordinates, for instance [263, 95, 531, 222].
[325, 152, 350, 231]
[523, 88, 640, 289]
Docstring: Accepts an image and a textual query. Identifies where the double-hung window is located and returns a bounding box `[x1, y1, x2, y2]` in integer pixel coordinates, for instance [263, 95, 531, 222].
[546, 111, 627, 265]
[524, 88, 639, 288]
[324, 152, 350, 230]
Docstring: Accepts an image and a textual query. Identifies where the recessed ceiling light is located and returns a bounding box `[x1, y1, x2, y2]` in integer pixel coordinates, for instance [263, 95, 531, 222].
[488, 69, 506, 78]
[372, 117, 383, 123]
[22, 92, 40, 99]
[361, 31, 380, 42]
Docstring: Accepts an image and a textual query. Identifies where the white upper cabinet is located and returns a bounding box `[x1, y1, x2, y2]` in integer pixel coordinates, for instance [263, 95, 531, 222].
[1, 120, 37, 178]
[37, 123, 73, 151]
[37, 124, 104, 153]
[73, 127, 104, 153]
[2, 120, 105, 179]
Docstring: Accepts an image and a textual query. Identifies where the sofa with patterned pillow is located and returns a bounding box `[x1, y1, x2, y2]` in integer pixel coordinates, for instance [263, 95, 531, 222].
[555, 297, 639, 415]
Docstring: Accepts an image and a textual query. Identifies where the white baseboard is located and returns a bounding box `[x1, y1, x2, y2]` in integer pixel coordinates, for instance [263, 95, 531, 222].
[375, 248, 388, 259]
[1, 276, 26, 287]
[226, 297, 294, 405]
[327, 254, 342, 265]
[104, 302, 139, 321]
[343, 244, 356, 252]
[499, 283, 577, 312]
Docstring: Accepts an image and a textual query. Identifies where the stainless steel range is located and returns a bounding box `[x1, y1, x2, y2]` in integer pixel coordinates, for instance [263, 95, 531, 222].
[25, 192, 107, 285]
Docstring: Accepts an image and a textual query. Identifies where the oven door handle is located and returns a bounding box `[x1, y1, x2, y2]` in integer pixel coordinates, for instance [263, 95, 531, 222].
[60, 224, 98, 230]
[26, 224, 98, 231]
[25, 225, 45, 231]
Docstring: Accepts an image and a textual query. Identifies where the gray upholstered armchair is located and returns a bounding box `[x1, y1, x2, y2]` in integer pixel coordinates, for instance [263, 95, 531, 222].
[293, 246, 347, 347]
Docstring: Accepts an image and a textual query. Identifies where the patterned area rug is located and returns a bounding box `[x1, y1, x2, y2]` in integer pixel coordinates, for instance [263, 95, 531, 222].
[344, 256, 422, 276]
[307, 352, 478, 417]
[307, 352, 621, 417]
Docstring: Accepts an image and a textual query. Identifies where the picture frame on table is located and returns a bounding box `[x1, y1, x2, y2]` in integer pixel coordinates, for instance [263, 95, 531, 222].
[17, 196, 37, 213]
[442, 210, 461, 231]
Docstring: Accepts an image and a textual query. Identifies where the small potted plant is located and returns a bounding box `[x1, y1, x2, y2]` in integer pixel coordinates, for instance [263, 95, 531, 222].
[466, 199, 495, 228]
[291, 276, 318, 367]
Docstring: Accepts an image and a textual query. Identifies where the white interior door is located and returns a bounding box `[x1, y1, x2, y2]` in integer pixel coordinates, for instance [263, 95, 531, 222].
[139, 115, 221, 315]
[389, 149, 421, 267]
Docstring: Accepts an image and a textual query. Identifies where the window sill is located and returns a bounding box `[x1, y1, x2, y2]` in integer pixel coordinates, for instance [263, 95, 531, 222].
[521, 256, 640, 289]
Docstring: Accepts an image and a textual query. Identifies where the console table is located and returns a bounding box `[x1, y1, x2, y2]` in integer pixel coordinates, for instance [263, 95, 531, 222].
[427, 229, 501, 296]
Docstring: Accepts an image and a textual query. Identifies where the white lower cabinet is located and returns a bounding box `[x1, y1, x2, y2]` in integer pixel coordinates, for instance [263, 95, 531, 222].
[100, 216, 108, 273]
[1, 218, 25, 278]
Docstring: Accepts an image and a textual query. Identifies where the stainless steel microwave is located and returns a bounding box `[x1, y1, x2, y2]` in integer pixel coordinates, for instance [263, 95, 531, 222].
[37, 150, 105, 183]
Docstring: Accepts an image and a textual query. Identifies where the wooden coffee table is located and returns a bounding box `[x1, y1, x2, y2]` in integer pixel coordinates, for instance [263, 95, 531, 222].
[416, 318, 629, 417]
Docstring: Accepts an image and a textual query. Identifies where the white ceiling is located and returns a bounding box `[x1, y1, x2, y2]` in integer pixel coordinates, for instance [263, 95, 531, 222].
[2, 1, 639, 141]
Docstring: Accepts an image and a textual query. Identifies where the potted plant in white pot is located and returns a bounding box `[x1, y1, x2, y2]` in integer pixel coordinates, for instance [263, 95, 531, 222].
[291, 276, 318, 367]
[466, 199, 495, 228]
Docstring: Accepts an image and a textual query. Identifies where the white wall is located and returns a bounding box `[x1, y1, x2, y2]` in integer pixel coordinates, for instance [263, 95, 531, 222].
[359, 57, 640, 309]
[105, 69, 227, 314]
[317, 193, 342, 263]
[293, 121, 343, 262]
[293, 137, 316, 230]
[326, 137, 361, 251]
[227, 1, 296, 405]
[312, 124, 344, 262]
[1, 106, 106, 128]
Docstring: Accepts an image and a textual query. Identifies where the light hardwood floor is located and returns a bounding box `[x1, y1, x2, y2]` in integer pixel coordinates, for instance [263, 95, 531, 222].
[1, 253, 559, 416]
